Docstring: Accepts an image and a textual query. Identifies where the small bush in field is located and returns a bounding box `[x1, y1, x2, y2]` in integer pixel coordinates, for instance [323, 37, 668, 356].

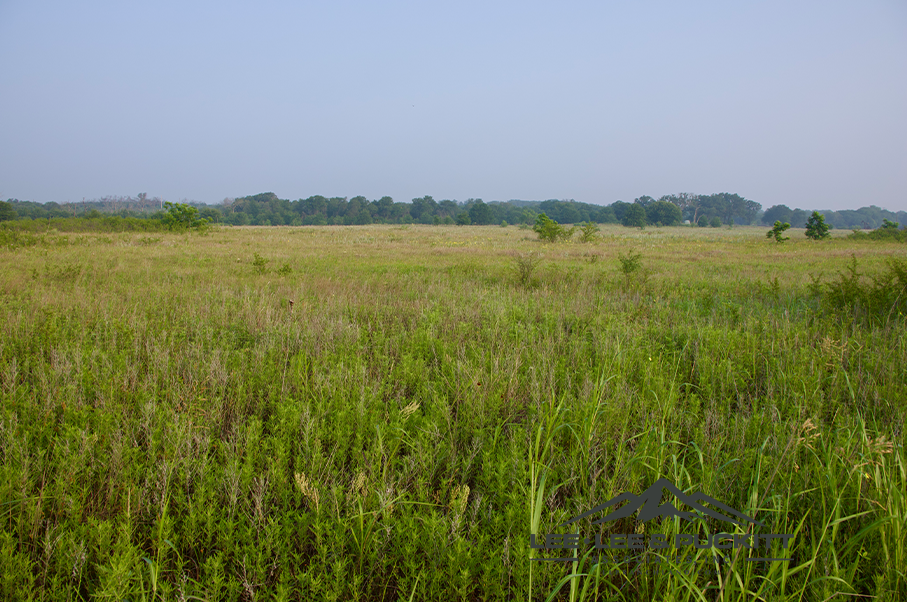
[252, 253, 269, 274]
[810, 255, 907, 324]
[533, 213, 575, 242]
[162, 202, 208, 231]
[617, 250, 644, 286]
[579, 221, 600, 243]
[513, 252, 542, 287]
[766, 220, 791, 242]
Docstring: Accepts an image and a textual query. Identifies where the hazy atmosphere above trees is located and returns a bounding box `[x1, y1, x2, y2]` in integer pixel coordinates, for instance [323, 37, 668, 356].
[1, 0, 905, 211]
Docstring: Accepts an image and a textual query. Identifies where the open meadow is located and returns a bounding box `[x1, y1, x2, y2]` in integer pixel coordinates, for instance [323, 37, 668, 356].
[1, 224, 905, 601]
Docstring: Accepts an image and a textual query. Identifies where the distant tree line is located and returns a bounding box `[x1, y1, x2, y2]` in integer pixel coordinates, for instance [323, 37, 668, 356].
[4, 192, 902, 231]
[761, 204, 907, 230]
[212, 193, 623, 226]
[208, 192, 765, 227]
[3, 194, 168, 220]
[4, 192, 761, 228]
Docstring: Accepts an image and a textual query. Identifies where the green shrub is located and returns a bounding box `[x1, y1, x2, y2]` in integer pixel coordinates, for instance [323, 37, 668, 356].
[848, 220, 907, 242]
[533, 213, 575, 242]
[617, 250, 644, 286]
[810, 255, 907, 324]
[513, 252, 543, 286]
[766, 220, 791, 242]
[162, 202, 208, 231]
[578, 221, 600, 243]
[252, 252, 270, 274]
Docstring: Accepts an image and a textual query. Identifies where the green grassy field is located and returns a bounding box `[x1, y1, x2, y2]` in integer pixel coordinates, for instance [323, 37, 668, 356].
[1, 224, 905, 601]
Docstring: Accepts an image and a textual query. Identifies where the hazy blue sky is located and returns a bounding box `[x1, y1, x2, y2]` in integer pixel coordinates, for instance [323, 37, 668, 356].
[1, 0, 905, 211]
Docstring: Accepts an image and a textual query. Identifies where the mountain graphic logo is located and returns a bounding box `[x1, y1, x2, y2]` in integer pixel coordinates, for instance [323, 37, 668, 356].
[560, 478, 765, 528]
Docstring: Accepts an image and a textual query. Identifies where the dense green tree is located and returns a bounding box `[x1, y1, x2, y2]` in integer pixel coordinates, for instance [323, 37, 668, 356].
[610, 201, 630, 223]
[645, 200, 682, 226]
[410, 196, 438, 222]
[597, 206, 617, 223]
[0, 200, 17, 221]
[622, 203, 647, 228]
[805, 211, 830, 240]
[468, 200, 494, 225]
[199, 207, 222, 223]
[762, 204, 792, 225]
[438, 200, 458, 219]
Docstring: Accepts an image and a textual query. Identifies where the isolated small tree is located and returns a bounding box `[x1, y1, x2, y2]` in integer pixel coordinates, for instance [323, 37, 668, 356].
[766, 220, 791, 243]
[805, 211, 830, 240]
[617, 251, 644, 287]
[533, 213, 574, 242]
[578, 221, 600, 243]
[710, 216, 722, 228]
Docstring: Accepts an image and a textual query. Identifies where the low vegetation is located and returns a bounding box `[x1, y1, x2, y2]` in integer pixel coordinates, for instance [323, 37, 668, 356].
[0, 225, 904, 600]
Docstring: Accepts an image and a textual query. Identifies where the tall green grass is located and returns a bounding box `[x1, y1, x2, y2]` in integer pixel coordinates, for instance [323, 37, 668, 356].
[0, 225, 904, 600]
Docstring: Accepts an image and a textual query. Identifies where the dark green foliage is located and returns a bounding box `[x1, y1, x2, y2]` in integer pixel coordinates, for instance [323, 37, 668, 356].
[761, 204, 810, 228]
[621, 203, 647, 228]
[666, 192, 760, 225]
[766, 204, 907, 230]
[199, 206, 222, 223]
[5, 191, 764, 229]
[710, 216, 722, 228]
[805, 211, 830, 240]
[468, 199, 494, 225]
[645, 200, 682, 226]
[766, 220, 791, 242]
[0, 201, 17, 221]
